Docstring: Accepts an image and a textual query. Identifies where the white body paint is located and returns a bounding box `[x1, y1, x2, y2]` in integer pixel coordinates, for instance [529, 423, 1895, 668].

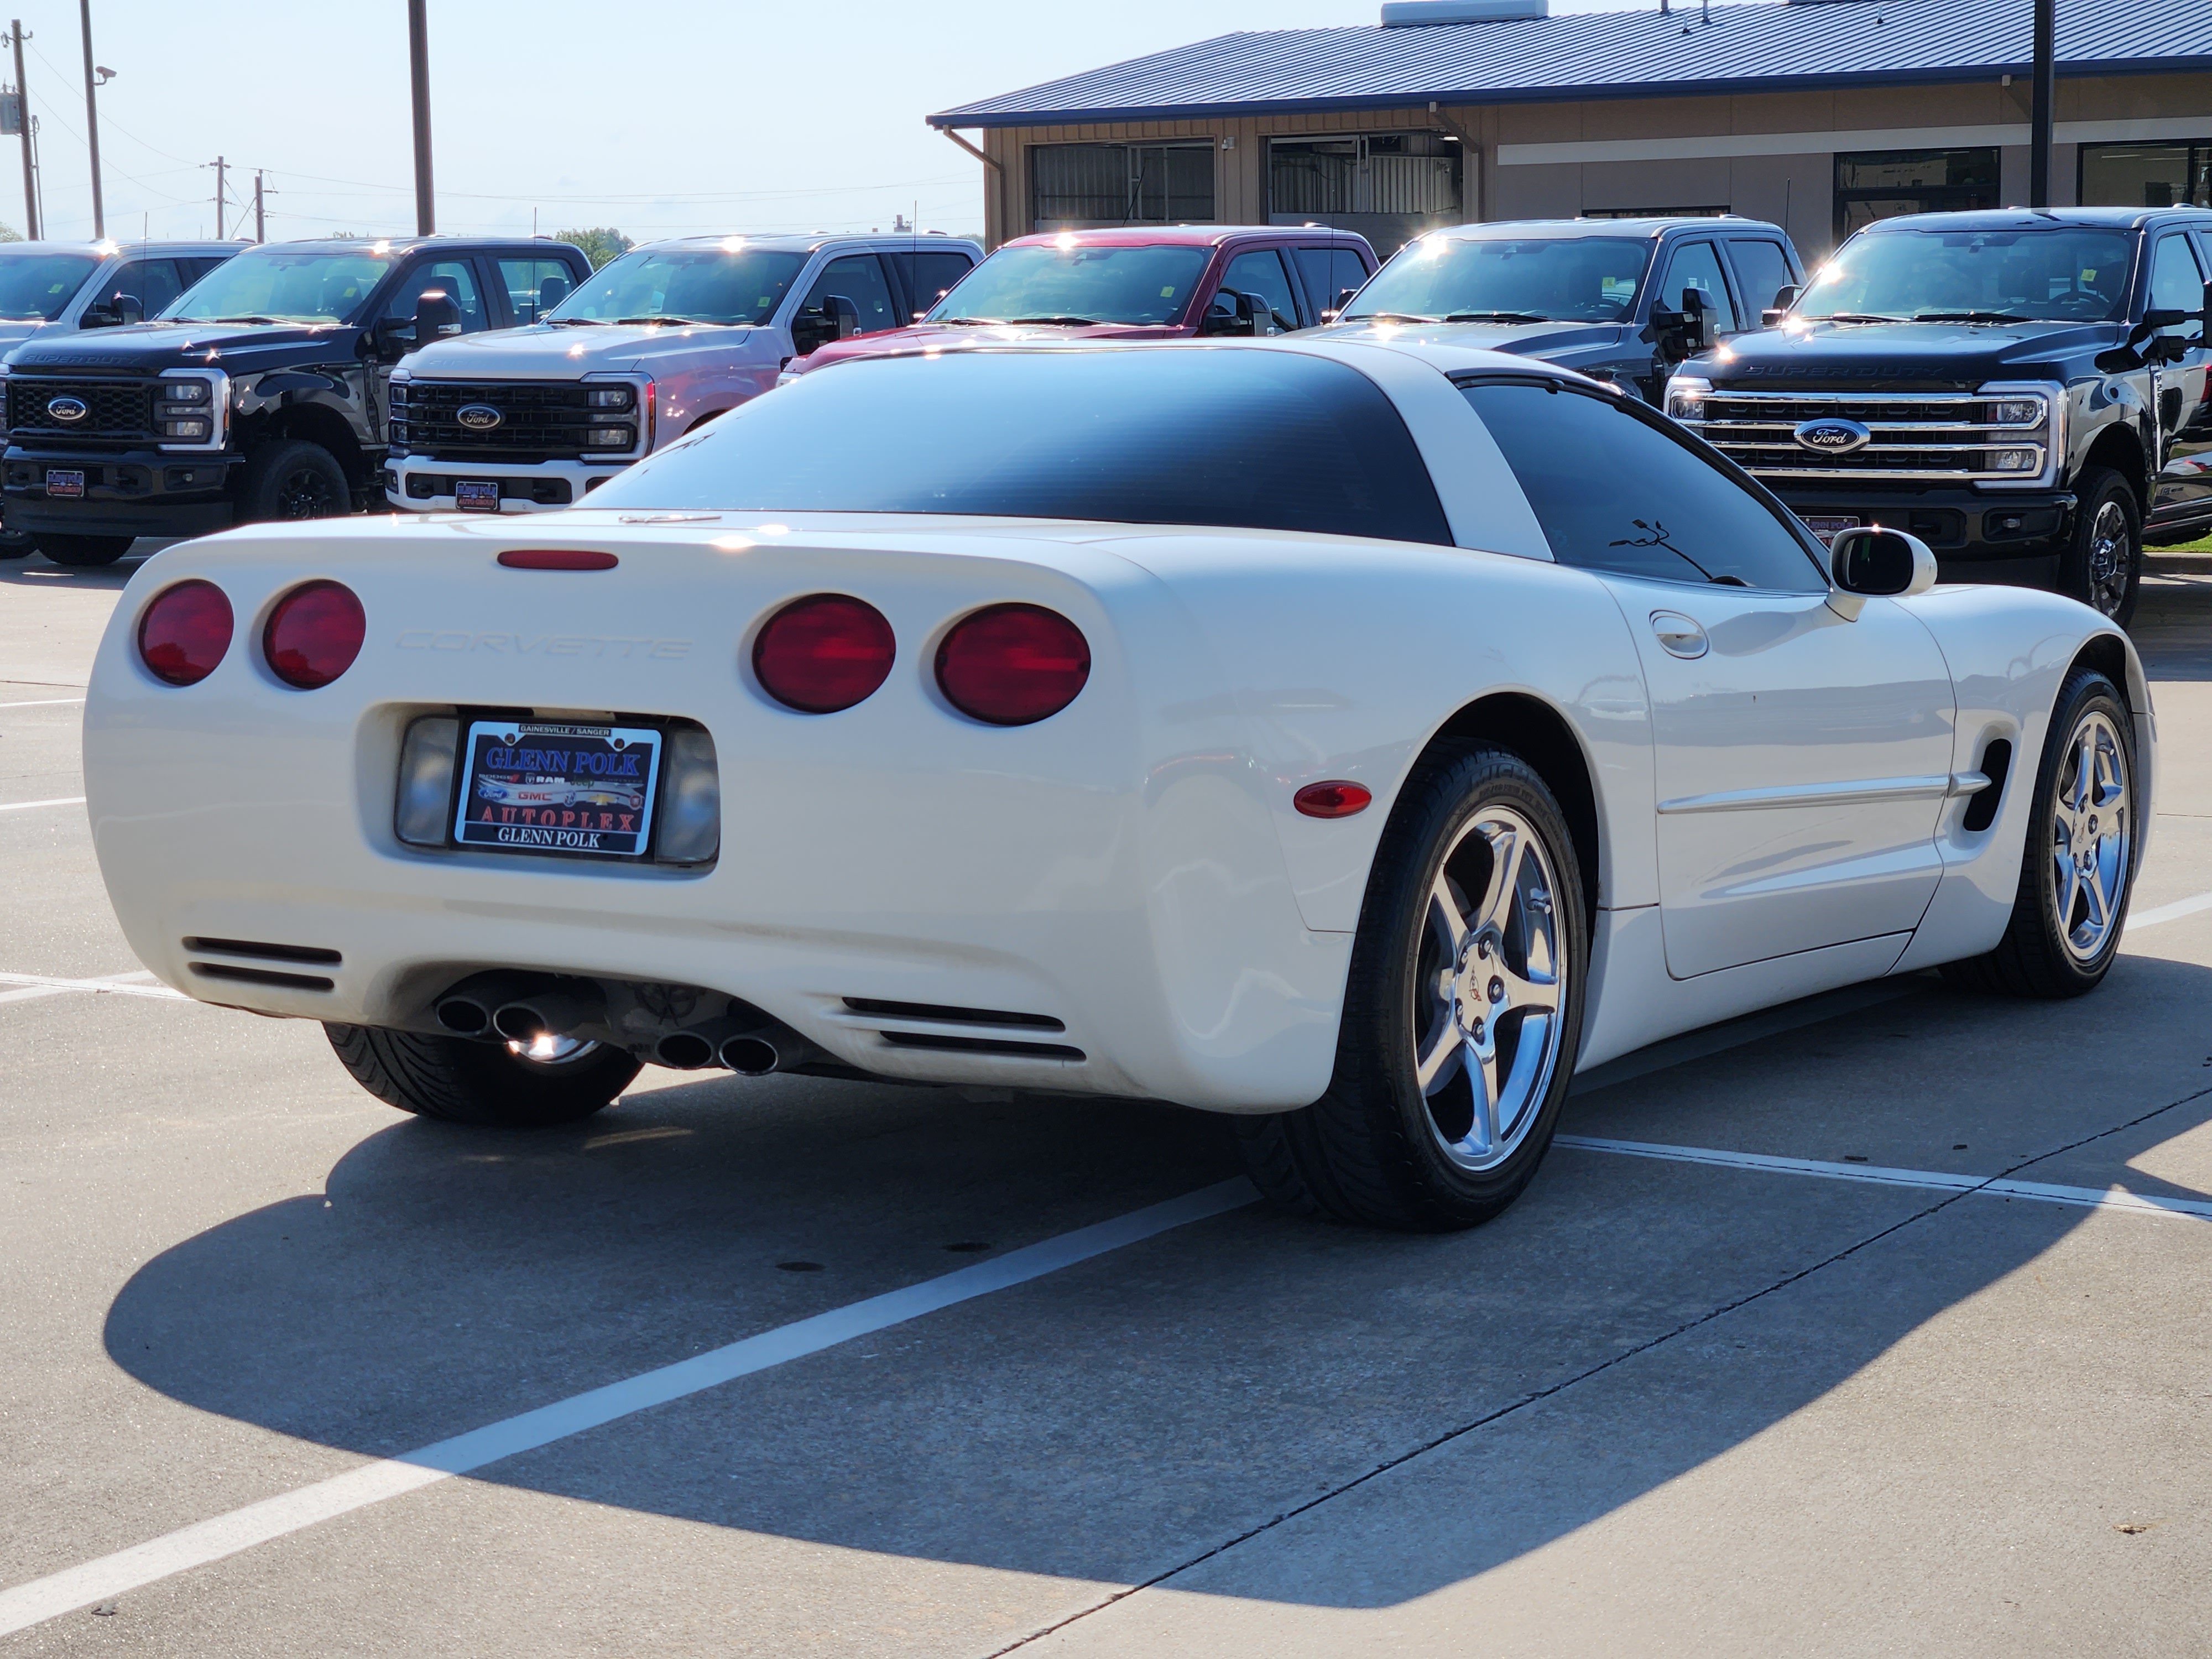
[82, 338, 2153, 1111]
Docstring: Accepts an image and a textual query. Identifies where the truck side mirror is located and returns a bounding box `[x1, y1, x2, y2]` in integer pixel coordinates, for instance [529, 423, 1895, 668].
[1761, 283, 1799, 327]
[1197, 290, 1249, 337]
[825, 294, 862, 340]
[537, 274, 570, 312]
[1644, 289, 1713, 366]
[112, 292, 143, 326]
[1829, 525, 1937, 614]
[414, 289, 463, 341]
[2098, 306, 2191, 373]
[1678, 288, 1715, 353]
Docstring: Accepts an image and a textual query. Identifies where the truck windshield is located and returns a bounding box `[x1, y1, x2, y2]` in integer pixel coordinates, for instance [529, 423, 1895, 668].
[1796, 228, 2136, 322]
[545, 247, 807, 326]
[0, 252, 99, 321]
[164, 249, 392, 324]
[1341, 236, 1651, 324]
[929, 244, 1212, 326]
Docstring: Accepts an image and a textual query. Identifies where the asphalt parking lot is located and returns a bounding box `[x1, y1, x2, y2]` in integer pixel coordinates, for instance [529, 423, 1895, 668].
[7, 547, 2212, 1657]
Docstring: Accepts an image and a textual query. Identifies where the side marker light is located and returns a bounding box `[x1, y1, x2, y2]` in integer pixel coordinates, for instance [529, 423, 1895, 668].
[1294, 781, 1372, 819]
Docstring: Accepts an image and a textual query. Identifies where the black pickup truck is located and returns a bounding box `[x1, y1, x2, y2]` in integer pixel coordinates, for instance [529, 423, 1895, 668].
[0, 236, 591, 566]
[1667, 207, 2212, 625]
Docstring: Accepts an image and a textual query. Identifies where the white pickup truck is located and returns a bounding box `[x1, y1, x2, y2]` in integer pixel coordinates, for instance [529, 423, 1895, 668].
[383, 232, 982, 514]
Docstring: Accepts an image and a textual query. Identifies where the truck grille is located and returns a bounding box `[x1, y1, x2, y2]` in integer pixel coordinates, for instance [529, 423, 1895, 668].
[7, 376, 155, 444]
[390, 379, 605, 461]
[1681, 389, 2050, 485]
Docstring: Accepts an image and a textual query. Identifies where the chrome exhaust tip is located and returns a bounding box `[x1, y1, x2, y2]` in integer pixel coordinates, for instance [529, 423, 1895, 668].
[655, 1030, 719, 1070]
[719, 1035, 780, 1076]
[437, 972, 554, 1037]
[491, 985, 604, 1045]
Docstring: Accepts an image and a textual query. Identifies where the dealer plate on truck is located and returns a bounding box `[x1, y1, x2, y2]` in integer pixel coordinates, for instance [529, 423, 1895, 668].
[455, 480, 500, 512]
[1798, 513, 1861, 546]
[453, 720, 662, 859]
[45, 469, 84, 499]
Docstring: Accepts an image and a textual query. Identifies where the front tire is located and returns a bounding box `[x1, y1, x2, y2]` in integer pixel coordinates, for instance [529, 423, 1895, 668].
[241, 440, 351, 523]
[1236, 745, 1588, 1232]
[36, 533, 133, 567]
[2058, 467, 2141, 627]
[1940, 667, 2137, 998]
[325, 1023, 640, 1128]
[0, 528, 33, 559]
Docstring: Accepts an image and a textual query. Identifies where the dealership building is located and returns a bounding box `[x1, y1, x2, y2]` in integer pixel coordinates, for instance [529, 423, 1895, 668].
[930, 0, 2211, 259]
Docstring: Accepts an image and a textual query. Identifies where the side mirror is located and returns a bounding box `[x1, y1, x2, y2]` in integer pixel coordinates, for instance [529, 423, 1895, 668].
[1334, 286, 1361, 314]
[1678, 288, 1715, 353]
[2098, 306, 2192, 374]
[1197, 290, 1251, 338]
[414, 288, 463, 341]
[372, 316, 414, 359]
[825, 294, 861, 341]
[1761, 283, 1799, 327]
[111, 292, 143, 326]
[537, 274, 570, 312]
[80, 305, 119, 329]
[1828, 524, 1937, 618]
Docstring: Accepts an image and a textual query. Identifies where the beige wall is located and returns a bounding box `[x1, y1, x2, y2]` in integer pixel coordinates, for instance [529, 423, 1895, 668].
[957, 71, 2211, 262]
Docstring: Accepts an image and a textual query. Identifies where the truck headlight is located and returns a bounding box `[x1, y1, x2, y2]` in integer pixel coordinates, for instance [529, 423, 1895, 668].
[585, 385, 632, 410]
[1665, 374, 1711, 423]
[1990, 447, 2041, 472]
[1990, 398, 2042, 427]
[586, 424, 634, 447]
[163, 380, 209, 405]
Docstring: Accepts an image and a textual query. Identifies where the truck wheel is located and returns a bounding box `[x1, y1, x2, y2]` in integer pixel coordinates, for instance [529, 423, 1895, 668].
[1939, 667, 2137, 999]
[0, 529, 33, 559]
[36, 534, 134, 567]
[241, 440, 351, 523]
[324, 1022, 640, 1128]
[2058, 467, 2140, 626]
[1234, 744, 1588, 1232]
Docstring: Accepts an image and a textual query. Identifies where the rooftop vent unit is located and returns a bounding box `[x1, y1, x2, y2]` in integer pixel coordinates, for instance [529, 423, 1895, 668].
[1381, 0, 1548, 23]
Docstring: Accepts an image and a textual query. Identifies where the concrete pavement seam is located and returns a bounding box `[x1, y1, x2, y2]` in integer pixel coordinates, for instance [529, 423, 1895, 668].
[987, 1077, 2212, 1654]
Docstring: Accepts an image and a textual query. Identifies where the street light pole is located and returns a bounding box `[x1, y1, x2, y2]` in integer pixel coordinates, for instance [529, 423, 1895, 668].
[8, 21, 34, 239]
[2030, 0, 2055, 209]
[78, 0, 102, 237]
[407, 0, 433, 234]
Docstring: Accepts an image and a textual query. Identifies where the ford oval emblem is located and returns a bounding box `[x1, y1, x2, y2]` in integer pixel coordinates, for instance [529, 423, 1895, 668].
[45, 395, 87, 422]
[1793, 417, 1871, 454]
[455, 404, 503, 431]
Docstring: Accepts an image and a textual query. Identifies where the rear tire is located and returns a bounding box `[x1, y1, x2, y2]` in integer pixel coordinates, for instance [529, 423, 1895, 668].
[0, 529, 33, 559]
[324, 1022, 639, 1127]
[36, 533, 133, 567]
[241, 440, 351, 523]
[2057, 467, 2141, 627]
[1235, 744, 1588, 1232]
[1939, 667, 2137, 998]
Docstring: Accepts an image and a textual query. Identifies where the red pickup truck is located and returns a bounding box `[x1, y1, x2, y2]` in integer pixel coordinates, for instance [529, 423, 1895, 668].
[781, 225, 1377, 382]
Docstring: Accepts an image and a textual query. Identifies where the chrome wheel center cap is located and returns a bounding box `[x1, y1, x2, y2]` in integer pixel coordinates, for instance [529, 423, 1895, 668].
[1452, 932, 1505, 1037]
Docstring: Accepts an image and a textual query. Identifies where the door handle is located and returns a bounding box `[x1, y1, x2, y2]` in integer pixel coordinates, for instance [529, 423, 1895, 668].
[1649, 610, 1708, 659]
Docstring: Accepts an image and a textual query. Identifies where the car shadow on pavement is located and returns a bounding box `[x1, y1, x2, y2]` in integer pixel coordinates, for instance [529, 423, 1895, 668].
[100, 957, 2212, 1608]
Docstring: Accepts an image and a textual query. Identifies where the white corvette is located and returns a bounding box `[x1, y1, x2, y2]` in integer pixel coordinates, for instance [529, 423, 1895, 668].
[83, 338, 2150, 1231]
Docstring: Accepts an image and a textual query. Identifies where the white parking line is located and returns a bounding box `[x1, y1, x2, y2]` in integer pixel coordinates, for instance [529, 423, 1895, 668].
[0, 796, 85, 814]
[0, 696, 86, 708]
[2127, 889, 2212, 930]
[0, 970, 184, 1006]
[0, 1177, 1259, 1637]
[1558, 1136, 2212, 1220]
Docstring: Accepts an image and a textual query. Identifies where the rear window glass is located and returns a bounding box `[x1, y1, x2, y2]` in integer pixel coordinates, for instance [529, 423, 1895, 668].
[591, 347, 1452, 544]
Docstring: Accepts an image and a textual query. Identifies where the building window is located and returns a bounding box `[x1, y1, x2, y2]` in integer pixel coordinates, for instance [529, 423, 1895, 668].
[1029, 143, 1213, 232]
[1267, 133, 1461, 258]
[2080, 141, 2212, 209]
[1833, 148, 2000, 241]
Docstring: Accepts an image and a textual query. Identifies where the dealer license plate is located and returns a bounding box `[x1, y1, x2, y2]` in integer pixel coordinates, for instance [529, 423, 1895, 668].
[454, 719, 662, 859]
[1798, 513, 1861, 546]
[45, 469, 84, 499]
[454, 480, 500, 512]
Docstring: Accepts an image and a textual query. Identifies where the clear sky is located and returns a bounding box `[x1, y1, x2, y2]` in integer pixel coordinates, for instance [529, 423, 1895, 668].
[8, 0, 1651, 248]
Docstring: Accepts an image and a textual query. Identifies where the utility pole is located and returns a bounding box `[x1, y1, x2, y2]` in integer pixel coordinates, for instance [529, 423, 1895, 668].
[2030, 0, 2055, 208]
[7, 22, 34, 239]
[77, 0, 102, 237]
[211, 154, 225, 239]
[407, 0, 433, 233]
[253, 169, 264, 242]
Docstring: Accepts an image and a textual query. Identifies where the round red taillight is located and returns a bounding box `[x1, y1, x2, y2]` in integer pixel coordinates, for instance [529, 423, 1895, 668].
[935, 604, 1091, 727]
[263, 581, 367, 690]
[752, 594, 896, 713]
[137, 580, 233, 687]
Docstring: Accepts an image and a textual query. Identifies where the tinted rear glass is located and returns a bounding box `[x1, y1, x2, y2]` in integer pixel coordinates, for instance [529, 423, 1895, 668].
[591, 348, 1452, 544]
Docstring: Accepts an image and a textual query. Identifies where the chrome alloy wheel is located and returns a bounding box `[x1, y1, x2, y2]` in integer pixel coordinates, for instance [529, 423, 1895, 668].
[1413, 806, 1567, 1172]
[2084, 498, 2133, 620]
[2049, 708, 2132, 962]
